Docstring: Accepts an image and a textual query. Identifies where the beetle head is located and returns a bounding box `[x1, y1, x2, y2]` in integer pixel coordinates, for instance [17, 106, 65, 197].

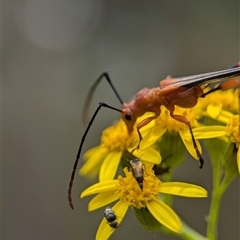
[121, 103, 137, 134]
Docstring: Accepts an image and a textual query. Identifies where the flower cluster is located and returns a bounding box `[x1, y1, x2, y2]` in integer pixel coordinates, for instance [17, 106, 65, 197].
[79, 113, 160, 181]
[81, 164, 207, 240]
[78, 86, 239, 239]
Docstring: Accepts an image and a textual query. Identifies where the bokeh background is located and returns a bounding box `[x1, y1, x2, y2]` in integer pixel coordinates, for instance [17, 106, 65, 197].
[2, 1, 239, 240]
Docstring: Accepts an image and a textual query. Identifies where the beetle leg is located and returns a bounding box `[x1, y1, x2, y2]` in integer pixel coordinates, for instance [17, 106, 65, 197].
[137, 116, 158, 140]
[131, 114, 159, 154]
[170, 113, 204, 168]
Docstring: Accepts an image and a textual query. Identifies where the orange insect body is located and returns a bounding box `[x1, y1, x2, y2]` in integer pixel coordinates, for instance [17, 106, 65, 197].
[121, 77, 204, 134]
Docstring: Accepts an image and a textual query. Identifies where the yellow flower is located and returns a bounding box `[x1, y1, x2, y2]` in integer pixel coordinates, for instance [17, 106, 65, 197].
[183, 112, 240, 172]
[226, 115, 240, 146]
[226, 115, 240, 171]
[202, 88, 239, 119]
[182, 88, 239, 145]
[79, 113, 161, 181]
[199, 89, 239, 172]
[81, 164, 208, 240]
[140, 105, 202, 161]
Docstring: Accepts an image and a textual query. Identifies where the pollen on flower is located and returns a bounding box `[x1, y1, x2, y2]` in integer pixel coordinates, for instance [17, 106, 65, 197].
[156, 106, 199, 133]
[116, 165, 161, 209]
[203, 88, 239, 113]
[226, 115, 240, 148]
[100, 120, 138, 151]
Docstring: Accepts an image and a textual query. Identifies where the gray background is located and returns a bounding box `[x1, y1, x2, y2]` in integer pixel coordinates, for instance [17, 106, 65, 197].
[2, 1, 240, 240]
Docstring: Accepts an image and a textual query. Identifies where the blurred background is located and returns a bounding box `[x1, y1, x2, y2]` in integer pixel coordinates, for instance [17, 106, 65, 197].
[2, 0, 239, 239]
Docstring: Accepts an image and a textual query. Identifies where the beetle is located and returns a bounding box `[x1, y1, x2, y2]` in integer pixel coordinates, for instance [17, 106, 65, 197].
[104, 207, 119, 229]
[68, 63, 240, 209]
[129, 159, 144, 190]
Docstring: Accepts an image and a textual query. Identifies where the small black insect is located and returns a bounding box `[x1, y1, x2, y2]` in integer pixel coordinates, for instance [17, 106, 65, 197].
[104, 207, 119, 229]
[129, 159, 144, 190]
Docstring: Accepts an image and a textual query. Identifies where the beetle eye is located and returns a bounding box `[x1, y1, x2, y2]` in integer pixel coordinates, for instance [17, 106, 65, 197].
[125, 113, 132, 121]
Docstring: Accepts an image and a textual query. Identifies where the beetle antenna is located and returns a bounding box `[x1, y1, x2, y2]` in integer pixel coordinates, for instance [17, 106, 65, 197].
[82, 73, 124, 125]
[68, 102, 123, 210]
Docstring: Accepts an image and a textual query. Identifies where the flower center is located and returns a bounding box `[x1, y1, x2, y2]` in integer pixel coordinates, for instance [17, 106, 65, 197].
[100, 120, 138, 151]
[226, 115, 240, 147]
[203, 88, 239, 114]
[156, 106, 199, 133]
[116, 165, 161, 208]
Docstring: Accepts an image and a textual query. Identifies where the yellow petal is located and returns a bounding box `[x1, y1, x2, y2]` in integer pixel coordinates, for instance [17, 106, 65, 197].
[141, 126, 166, 149]
[183, 126, 226, 140]
[83, 146, 107, 161]
[99, 151, 122, 181]
[96, 201, 128, 240]
[88, 191, 119, 211]
[80, 147, 108, 178]
[79, 161, 101, 179]
[179, 130, 202, 160]
[217, 114, 232, 124]
[80, 180, 118, 198]
[219, 110, 234, 119]
[127, 147, 161, 164]
[138, 147, 161, 164]
[146, 199, 182, 233]
[159, 182, 207, 197]
[207, 102, 222, 118]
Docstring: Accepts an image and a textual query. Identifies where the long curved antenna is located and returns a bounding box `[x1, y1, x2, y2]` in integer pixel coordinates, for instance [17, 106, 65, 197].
[82, 73, 124, 125]
[68, 102, 123, 210]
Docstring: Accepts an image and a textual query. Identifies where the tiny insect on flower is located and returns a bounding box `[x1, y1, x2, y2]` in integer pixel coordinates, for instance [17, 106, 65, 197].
[129, 158, 144, 190]
[68, 63, 240, 209]
[103, 207, 119, 229]
[81, 160, 208, 240]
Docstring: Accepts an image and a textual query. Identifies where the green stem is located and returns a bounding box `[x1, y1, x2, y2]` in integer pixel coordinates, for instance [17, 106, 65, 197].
[180, 221, 207, 240]
[162, 171, 173, 206]
[211, 158, 221, 190]
[206, 174, 235, 240]
[159, 220, 206, 240]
